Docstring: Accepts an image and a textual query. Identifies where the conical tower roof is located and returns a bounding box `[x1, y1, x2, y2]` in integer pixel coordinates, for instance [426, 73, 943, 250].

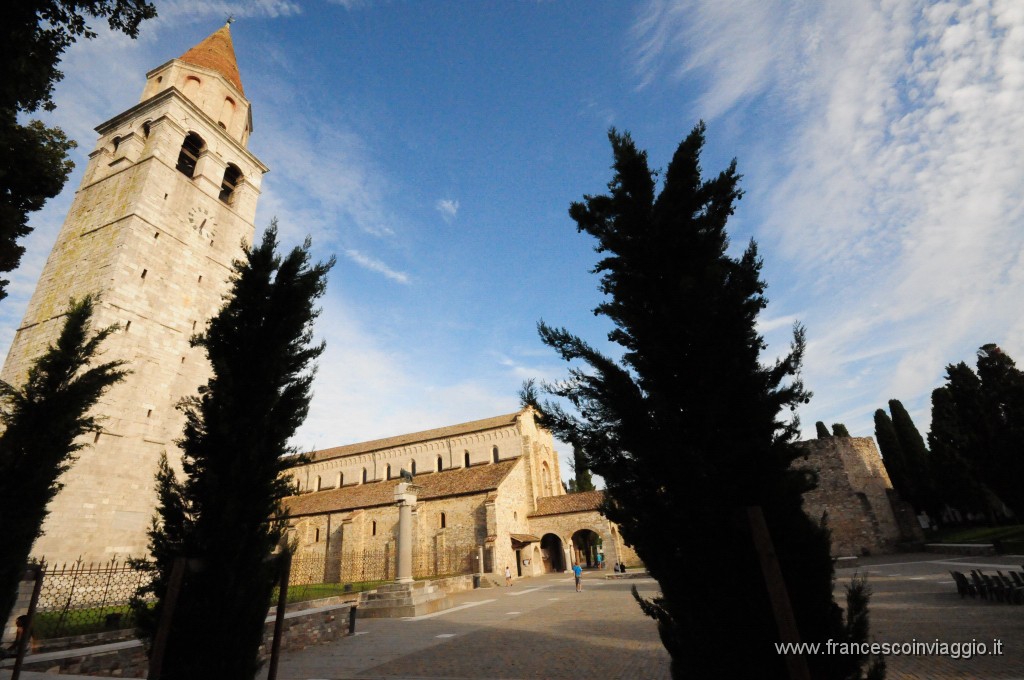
[179, 23, 244, 94]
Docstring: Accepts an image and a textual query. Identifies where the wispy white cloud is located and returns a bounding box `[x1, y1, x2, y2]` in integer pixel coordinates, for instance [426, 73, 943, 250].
[344, 249, 410, 284]
[435, 198, 459, 222]
[157, 0, 302, 22]
[633, 0, 1024, 437]
[295, 307, 515, 452]
[324, 0, 372, 8]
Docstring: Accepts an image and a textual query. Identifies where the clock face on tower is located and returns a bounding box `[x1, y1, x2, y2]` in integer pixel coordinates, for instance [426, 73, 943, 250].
[187, 205, 216, 237]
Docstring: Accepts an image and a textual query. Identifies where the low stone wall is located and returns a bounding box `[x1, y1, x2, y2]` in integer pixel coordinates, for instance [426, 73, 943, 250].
[925, 543, 996, 556]
[0, 603, 352, 677]
[429, 574, 476, 595]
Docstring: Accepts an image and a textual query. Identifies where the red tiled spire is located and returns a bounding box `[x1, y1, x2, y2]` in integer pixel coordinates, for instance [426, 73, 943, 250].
[179, 23, 244, 94]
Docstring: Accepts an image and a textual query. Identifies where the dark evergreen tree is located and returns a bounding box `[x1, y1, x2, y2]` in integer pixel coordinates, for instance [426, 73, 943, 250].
[523, 125, 879, 679]
[133, 224, 333, 679]
[927, 380, 990, 516]
[873, 409, 911, 502]
[571, 445, 595, 492]
[0, 296, 126, 623]
[831, 423, 851, 437]
[927, 347, 1024, 519]
[886, 400, 935, 512]
[0, 1, 156, 300]
[815, 421, 832, 439]
[973, 345, 1024, 515]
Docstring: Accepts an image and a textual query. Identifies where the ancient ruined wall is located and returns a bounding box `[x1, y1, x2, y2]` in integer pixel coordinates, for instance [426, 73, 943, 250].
[797, 437, 903, 556]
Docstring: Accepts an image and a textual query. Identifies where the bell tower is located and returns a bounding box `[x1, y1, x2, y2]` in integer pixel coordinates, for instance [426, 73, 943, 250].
[0, 24, 268, 563]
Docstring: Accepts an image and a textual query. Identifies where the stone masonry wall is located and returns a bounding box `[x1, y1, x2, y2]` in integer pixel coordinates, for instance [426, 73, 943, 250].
[5, 603, 350, 677]
[797, 437, 903, 556]
[1, 69, 266, 564]
[290, 492, 489, 581]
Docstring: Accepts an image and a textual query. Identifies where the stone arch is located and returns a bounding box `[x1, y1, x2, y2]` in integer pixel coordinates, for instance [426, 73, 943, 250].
[541, 461, 552, 495]
[436, 455, 443, 472]
[571, 528, 601, 568]
[183, 75, 201, 98]
[336, 471, 344, 487]
[539, 533, 565, 573]
[219, 163, 243, 203]
[219, 96, 235, 129]
[175, 131, 204, 178]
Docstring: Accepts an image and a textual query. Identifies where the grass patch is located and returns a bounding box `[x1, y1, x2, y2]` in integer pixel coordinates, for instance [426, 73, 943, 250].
[929, 524, 1024, 544]
[32, 605, 136, 639]
[276, 579, 387, 604]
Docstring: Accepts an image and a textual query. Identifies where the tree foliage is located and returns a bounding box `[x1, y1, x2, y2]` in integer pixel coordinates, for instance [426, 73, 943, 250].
[0, 296, 126, 624]
[886, 400, 935, 512]
[133, 224, 333, 678]
[929, 345, 1024, 518]
[815, 421, 831, 439]
[831, 423, 851, 437]
[569, 444, 595, 492]
[873, 408, 909, 497]
[0, 1, 156, 300]
[523, 124, 879, 679]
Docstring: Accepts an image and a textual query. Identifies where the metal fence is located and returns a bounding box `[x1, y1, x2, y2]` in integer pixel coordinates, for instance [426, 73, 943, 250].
[412, 542, 476, 579]
[24, 542, 478, 639]
[286, 541, 477, 601]
[31, 559, 153, 639]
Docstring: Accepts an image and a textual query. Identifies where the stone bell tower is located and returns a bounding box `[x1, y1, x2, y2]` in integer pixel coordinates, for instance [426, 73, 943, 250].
[0, 24, 268, 563]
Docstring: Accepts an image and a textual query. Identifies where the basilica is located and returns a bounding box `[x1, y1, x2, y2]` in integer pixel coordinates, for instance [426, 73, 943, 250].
[283, 408, 639, 582]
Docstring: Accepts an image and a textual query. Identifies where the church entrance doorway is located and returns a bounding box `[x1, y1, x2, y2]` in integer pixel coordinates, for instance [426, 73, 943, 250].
[540, 533, 565, 573]
[571, 529, 601, 568]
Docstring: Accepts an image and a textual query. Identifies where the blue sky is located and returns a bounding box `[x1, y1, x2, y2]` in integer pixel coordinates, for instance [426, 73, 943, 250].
[4, 0, 1024, 485]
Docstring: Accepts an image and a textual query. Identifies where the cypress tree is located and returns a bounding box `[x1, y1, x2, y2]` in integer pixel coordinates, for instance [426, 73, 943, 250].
[874, 409, 912, 503]
[886, 400, 933, 511]
[974, 345, 1024, 515]
[815, 421, 831, 438]
[0, 296, 127, 624]
[524, 124, 878, 679]
[831, 423, 851, 437]
[133, 224, 333, 678]
[571, 445, 595, 492]
[927, 383, 989, 516]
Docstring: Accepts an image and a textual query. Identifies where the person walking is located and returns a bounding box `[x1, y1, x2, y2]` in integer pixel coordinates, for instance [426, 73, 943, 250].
[573, 563, 583, 592]
[505, 565, 513, 586]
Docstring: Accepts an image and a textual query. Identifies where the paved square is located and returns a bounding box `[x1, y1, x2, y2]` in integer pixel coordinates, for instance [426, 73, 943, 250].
[258, 573, 670, 680]
[838, 553, 1024, 680]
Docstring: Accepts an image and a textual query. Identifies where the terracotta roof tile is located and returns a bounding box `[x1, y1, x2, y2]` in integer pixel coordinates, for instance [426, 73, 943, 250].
[179, 24, 244, 94]
[285, 459, 520, 517]
[309, 411, 522, 462]
[529, 490, 605, 517]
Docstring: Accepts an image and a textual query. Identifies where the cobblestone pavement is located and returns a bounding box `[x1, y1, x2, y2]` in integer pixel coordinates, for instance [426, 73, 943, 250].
[838, 553, 1024, 680]
[258, 572, 671, 680]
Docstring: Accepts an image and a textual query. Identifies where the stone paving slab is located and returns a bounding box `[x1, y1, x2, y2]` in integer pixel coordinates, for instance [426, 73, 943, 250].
[838, 552, 1024, 680]
[259, 573, 670, 680]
